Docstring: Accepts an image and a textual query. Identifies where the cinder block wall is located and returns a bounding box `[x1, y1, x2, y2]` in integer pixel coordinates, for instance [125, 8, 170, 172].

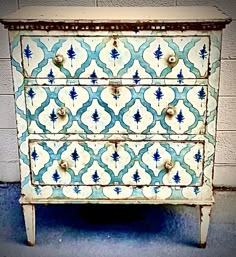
[0, 0, 235, 187]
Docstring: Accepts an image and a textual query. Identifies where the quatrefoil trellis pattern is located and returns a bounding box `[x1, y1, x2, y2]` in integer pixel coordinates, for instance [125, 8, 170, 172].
[26, 85, 207, 134]
[22, 36, 210, 82]
[30, 140, 204, 187]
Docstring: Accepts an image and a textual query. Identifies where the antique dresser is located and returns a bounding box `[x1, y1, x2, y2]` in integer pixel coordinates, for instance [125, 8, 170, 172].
[0, 6, 231, 247]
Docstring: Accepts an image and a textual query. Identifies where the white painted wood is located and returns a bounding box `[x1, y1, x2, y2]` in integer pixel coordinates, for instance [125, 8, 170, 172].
[220, 60, 236, 96]
[1, 6, 229, 22]
[217, 97, 236, 130]
[98, 0, 175, 7]
[0, 59, 14, 94]
[2, 5, 231, 246]
[199, 205, 212, 248]
[222, 21, 236, 59]
[0, 96, 16, 128]
[22, 205, 35, 246]
[215, 131, 236, 164]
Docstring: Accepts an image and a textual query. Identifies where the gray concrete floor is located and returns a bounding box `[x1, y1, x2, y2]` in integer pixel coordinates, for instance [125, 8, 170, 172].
[0, 184, 236, 257]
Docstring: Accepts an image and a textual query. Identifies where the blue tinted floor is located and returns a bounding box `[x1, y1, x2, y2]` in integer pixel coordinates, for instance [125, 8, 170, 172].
[0, 184, 236, 257]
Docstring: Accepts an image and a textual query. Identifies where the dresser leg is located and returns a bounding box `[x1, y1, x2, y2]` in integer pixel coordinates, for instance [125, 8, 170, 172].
[22, 204, 35, 246]
[199, 205, 212, 248]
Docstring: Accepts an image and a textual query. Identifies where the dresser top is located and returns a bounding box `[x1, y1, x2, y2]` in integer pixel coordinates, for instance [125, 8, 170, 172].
[0, 6, 231, 31]
[1, 6, 230, 22]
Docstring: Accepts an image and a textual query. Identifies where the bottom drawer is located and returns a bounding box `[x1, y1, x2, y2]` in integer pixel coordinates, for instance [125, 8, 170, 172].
[30, 140, 204, 187]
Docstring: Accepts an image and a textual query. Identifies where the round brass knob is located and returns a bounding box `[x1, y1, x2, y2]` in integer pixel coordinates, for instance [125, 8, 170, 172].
[166, 106, 175, 116]
[168, 56, 176, 64]
[59, 160, 69, 170]
[57, 107, 67, 117]
[164, 161, 174, 171]
[53, 54, 64, 65]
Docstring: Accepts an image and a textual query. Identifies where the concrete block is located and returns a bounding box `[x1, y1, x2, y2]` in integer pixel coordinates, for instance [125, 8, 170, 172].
[19, 0, 95, 7]
[98, 0, 175, 6]
[0, 161, 19, 182]
[0, 95, 16, 128]
[0, 129, 19, 182]
[0, 59, 13, 94]
[219, 60, 236, 96]
[0, 25, 10, 59]
[222, 21, 236, 59]
[214, 164, 236, 187]
[217, 97, 236, 131]
[215, 131, 236, 164]
[176, 0, 236, 19]
[0, 0, 18, 17]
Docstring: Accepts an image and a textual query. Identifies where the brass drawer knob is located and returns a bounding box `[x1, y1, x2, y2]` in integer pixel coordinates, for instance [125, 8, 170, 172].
[164, 161, 174, 171]
[166, 106, 176, 116]
[59, 160, 69, 170]
[57, 107, 67, 117]
[168, 55, 177, 64]
[53, 54, 64, 65]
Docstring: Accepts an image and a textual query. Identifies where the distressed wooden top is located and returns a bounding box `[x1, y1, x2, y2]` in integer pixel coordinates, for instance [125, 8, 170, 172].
[0, 6, 231, 23]
[0, 6, 231, 31]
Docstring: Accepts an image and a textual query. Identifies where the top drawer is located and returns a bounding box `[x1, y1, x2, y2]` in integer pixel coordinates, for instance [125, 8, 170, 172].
[21, 35, 210, 81]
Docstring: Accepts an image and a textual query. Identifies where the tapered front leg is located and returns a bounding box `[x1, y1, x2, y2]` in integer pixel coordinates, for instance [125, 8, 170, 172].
[22, 204, 35, 246]
[199, 205, 212, 248]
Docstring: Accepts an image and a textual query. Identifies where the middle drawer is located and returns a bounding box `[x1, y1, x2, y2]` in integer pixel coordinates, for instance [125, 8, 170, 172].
[26, 85, 207, 134]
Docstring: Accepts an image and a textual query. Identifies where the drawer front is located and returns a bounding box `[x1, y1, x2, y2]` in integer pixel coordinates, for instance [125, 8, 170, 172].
[22, 36, 209, 81]
[26, 85, 207, 134]
[30, 140, 204, 186]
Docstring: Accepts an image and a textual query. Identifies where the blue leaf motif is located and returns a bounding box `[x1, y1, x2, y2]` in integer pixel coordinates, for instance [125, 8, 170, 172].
[173, 171, 181, 184]
[24, 44, 33, 66]
[67, 44, 76, 67]
[154, 87, 163, 106]
[153, 149, 161, 168]
[89, 70, 98, 85]
[133, 70, 141, 85]
[132, 170, 141, 183]
[110, 48, 120, 66]
[194, 187, 200, 195]
[74, 186, 81, 194]
[176, 110, 184, 129]
[27, 88, 36, 105]
[154, 186, 159, 194]
[198, 87, 206, 107]
[154, 44, 163, 60]
[177, 69, 184, 84]
[199, 44, 208, 60]
[35, 186, 41, 195]
[69, 86, 78, 106]
[48, 69, 55, 84]
[194, 150, 202, 169]
[49, 109, 58, 129]
[71, 148, 79, 167]
[92, 170, 100, 183]
[91, 109, 100, 127]
[111, 151, 120, 168]
[31, 147, 38, 167]
[114, 187, 122, 195]
[133, 109, 142, 128]
[52, 170, 60, 183]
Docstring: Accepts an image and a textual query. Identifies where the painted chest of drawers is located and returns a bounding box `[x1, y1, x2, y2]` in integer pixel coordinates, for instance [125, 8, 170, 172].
[0, 6, 231, 247]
